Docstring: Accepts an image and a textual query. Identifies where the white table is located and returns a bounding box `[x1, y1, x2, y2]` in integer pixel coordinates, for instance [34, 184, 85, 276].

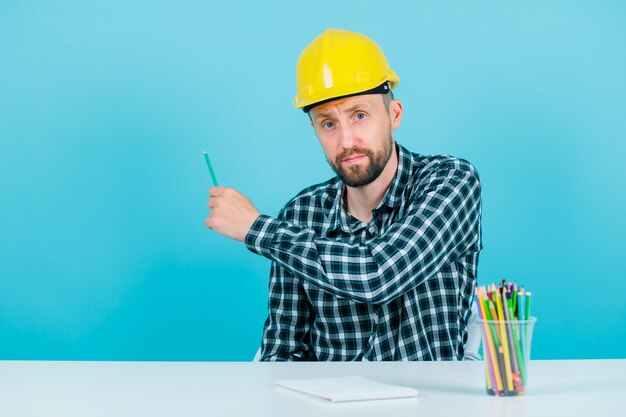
[1, 360, 624, 416]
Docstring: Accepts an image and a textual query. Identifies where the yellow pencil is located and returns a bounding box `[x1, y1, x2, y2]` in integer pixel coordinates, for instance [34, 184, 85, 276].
[496, 290, 514, 392]
[484, 360, 493, 391]
[475, 290, 495, 392]
[478, 290, 503, 392]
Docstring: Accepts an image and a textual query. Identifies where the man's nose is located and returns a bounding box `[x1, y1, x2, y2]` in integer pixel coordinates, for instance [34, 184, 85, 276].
[338, 123, 356, 150]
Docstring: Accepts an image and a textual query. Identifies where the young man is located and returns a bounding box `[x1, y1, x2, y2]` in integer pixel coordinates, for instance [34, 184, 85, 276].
[205, 28, 483, 361]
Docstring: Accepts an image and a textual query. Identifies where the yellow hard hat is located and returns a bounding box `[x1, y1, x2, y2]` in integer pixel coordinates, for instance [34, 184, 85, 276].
[294, 28, 399, 112]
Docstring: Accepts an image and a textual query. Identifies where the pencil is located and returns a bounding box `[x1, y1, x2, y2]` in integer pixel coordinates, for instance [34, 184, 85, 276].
[517, 287, 526, 321]
[517, 288, 527, 359]
[501, 287, 519, 376]
[488, 301, 501, 346]
[203, 151, 219, 186]
[498, 346, 510, 396]
[483, 293, 502, 350]
[484, 317, 504, 393]
[495, 291, 514, 392]
[512, 284, 518, 318]
[523, 291, 533, 364]
[512, 318, 527, 386]
[476, 291, 501, 395]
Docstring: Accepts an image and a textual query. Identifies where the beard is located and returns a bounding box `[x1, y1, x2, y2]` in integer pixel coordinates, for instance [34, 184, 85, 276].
[328, 136, 394, 188]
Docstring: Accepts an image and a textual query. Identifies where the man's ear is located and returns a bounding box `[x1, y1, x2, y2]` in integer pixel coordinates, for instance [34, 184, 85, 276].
[390, 100, 403, 130]
[309, 118, 317, 134]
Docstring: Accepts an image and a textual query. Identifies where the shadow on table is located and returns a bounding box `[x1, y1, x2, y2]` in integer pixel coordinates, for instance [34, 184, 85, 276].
[274, 385, 419, 416]
[410, 382, 485, 396]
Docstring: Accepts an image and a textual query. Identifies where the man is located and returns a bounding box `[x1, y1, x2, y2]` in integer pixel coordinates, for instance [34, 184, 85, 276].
[204, 28, 482, 361]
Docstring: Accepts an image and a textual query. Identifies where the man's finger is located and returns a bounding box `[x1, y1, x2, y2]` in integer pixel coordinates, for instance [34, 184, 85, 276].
[209, 186, 227, 197]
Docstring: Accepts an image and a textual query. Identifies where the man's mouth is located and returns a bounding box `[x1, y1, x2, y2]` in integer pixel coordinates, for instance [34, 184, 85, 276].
[343, 154, 366, 164]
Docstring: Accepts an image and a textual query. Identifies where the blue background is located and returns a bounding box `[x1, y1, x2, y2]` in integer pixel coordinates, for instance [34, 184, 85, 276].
[1, 1, 624, 361]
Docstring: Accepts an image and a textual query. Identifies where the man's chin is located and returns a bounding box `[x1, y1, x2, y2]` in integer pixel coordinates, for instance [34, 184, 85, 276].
[331, 160, 378, 187]
[339, 168, 364, 183]
[341, 172, 377, 188]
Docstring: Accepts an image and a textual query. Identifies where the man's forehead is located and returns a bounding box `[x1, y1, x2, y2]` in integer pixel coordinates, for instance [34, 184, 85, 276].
[310, 95, 378, 118]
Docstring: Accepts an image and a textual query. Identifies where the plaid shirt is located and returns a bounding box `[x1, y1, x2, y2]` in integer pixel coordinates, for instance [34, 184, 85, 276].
[245, 142, 482, 361]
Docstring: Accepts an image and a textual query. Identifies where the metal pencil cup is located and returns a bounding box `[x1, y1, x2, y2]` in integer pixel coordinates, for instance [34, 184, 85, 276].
[477, 317, 537, 396]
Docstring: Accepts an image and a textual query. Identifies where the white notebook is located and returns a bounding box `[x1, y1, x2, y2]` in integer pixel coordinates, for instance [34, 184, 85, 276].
[275, 376, 418, 402]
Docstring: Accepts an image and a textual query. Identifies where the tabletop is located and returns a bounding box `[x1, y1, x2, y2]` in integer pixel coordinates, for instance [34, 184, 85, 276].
[1, 359, 624, 417]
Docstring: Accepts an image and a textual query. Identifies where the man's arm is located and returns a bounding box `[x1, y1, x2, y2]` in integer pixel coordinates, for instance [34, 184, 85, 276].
[260, 260, 314, 361]
[246, 161, 482, 305]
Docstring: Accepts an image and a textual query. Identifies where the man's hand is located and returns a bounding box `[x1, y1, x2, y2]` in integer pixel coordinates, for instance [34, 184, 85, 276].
[204, 186, 261, 242]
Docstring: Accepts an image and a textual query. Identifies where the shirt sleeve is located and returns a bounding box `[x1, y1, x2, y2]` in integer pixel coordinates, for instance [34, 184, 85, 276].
[259, 214, 315, 361]
[246, 161, 482, 305]
[259, 261, 315, 361]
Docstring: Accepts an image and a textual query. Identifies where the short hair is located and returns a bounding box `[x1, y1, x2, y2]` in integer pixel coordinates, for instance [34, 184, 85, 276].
[381, 89, 394, 109]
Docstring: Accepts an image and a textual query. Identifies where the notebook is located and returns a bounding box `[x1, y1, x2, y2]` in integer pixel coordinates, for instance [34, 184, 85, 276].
[275, 375, 418, 402]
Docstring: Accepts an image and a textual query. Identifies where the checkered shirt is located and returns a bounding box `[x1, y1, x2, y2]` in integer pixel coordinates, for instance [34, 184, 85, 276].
[245, 142, 483, 361]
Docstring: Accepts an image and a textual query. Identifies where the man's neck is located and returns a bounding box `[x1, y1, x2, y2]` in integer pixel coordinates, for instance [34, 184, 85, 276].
[344, 144, 399, 223]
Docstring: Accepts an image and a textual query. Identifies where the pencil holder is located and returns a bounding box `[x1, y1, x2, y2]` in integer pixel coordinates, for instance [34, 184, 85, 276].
[476, 317, 537, 396]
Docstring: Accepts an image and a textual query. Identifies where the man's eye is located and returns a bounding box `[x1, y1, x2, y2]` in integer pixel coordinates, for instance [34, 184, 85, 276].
[323, 121, 334, 129]
[356, 113, 366, 120]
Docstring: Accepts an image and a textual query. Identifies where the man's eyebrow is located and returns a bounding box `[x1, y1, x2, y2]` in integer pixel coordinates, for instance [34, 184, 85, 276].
[313, 111, 332, 119]
[313, 103, 370, 119]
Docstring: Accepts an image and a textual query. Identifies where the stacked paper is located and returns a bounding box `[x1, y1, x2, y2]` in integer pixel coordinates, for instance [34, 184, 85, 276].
[275, 376, 418, 402]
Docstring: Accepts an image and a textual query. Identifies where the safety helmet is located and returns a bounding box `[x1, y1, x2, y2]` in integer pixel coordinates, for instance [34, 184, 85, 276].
[293, 28, 399, 112]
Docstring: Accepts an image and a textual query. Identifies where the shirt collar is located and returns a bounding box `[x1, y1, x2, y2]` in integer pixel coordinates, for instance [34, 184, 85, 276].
[378, 142, 412, 210]
[321, 142, 413, 237]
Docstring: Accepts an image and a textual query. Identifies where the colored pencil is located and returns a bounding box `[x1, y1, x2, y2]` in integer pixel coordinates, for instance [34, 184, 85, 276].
[203, 151, 219, 186]
[474, 294, 496, 394]
[501, 287, 519, 375]
[498, 346, 510, 396]
[475, 291, 501, 394]
[495, 290, 514, 392]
